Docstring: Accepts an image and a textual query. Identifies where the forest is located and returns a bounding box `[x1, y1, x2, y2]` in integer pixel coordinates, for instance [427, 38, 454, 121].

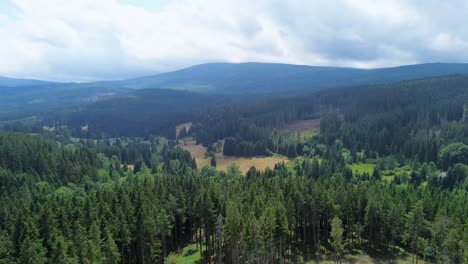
[0, 74, 467, 263]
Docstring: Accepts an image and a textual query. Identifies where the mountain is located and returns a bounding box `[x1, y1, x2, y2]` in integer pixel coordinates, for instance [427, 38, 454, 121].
[44, 74, 468, 139]
[2, 61, 468, 120]
[119, 62, 468, 94]
[0, 83, 129, 120]
[0, 76, 56, 87]
[5, 62, 468, 94]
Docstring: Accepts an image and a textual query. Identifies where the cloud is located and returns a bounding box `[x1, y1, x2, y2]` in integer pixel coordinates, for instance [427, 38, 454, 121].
[0, 0, 468, 81]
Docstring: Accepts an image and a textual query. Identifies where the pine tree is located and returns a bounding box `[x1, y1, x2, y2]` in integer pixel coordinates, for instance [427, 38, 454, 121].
[18, 236, 47, 264]
[103, 230, 120, 264]
[211, 155, 217, 167]
[0, 231, 14, 264]
[404, 201, 427, 264]
[191, 157, 197, 170]
[50, 234, 73, 264]
[330, 216, 344, 264]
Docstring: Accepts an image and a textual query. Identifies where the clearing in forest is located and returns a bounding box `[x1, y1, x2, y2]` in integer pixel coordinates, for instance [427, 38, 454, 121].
[215, 153, 288, 173]
[348, 163, 375, 174]
[283, 118, 320, 140]
[181, 140, 209, 167]
[180, 140, 289, 173]
[284, 118, 320, 132]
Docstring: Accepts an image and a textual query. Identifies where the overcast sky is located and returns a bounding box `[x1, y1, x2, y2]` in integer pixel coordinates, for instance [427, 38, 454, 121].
[1, 0, 468, 81]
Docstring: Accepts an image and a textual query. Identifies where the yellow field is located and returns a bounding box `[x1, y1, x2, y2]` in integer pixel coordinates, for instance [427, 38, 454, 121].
[215, 153, 288, 173]
[181, 140, 210, 167]
[180, 140, 289, 173]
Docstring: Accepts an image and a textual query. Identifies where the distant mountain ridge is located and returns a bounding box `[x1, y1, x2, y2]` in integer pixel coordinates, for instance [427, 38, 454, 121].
[0, 76, 55, 87]
[3, 62, 468, 93]
[117, 62, 468, 94]
[2, 62, 468, 119]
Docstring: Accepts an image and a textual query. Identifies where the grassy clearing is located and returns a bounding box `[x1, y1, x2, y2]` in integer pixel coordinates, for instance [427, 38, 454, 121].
[282, 118, 321, 141]
[180, 140, 209, 167]
[165, 243, 201, 264]
[180, 140, 289, 174]
[349, 163, 375, 174]
[305, 255, 425, 264]
[284, 118, 320, 133]
[215, 153, 288, 173]
[302, 130, 320, 140]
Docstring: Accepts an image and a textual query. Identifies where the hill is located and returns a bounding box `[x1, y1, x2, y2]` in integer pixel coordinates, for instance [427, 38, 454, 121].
[120, 62, 468, 94]
[38, 73, 468, 142]
[46, 88, 231, 138]
[3, 61, 468, 120]
[0, 76, 56, 87]
[0, 83, 129, 120]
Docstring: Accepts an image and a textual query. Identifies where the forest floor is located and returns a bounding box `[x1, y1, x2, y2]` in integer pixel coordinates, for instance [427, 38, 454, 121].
[180, 140, 289, 173]
[164, 244, 423, 264]
[165, 243, 201, 264]
[304, 255, 425, 264]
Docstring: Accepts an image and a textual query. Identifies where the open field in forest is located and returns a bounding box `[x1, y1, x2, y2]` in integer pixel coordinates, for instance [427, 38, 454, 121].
[283, 118, 320, 140]
[181, 140, 210, 167]
[214, 153, 288, 173]
[180, 140, 289, 173]
[349, 163, 375, 174]
[284, 118, 320, 132]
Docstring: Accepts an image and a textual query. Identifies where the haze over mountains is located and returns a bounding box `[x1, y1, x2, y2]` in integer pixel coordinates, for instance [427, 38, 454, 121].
[4, 62, 468, 92]
[2, 62, 468, 119]
[119, 62, 468, 94]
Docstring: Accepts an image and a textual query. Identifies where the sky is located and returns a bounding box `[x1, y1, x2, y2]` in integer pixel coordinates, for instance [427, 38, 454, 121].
[0, 0, 468, 81]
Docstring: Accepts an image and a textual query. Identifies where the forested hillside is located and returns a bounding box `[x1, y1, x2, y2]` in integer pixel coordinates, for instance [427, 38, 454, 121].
[0, 73, 467, 263]
[2, 62, 468, 121]
[42, 89, 234, 138]
[121, 62, 468, 94]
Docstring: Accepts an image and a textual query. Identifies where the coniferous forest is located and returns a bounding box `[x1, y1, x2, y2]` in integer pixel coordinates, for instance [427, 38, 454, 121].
[0, 74, 467, 263]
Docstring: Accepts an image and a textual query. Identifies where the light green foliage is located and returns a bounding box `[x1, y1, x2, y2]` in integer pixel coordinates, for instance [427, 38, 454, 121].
[349, 163, 375, 174]
[330, 216, 344, 262]
[165, 244, 201, 264]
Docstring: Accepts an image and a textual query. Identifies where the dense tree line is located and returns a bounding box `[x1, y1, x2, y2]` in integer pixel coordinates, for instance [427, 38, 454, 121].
[0, 133, 467, 263]
[193, 75, 468, 162]
[0, 75, 468, 263]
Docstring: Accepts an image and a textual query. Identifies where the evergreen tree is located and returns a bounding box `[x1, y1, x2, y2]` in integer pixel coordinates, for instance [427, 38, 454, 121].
[330, 216, 344, 263]
[210, 155, 217, 167]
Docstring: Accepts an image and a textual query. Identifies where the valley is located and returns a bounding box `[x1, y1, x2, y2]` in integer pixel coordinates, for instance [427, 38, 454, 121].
[2, 1, 468, 263]
[0, 66, 467, 264]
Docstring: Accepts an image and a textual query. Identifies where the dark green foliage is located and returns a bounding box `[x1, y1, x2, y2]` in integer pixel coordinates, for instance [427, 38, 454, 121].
[210, 155, 217, 167]
[439, 143, 468, 170]
[1, 74, 468, 263]
[0, 133, 466, 263]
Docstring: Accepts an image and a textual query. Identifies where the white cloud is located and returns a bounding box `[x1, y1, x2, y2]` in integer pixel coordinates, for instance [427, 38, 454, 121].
[0, 0, 468, 81]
